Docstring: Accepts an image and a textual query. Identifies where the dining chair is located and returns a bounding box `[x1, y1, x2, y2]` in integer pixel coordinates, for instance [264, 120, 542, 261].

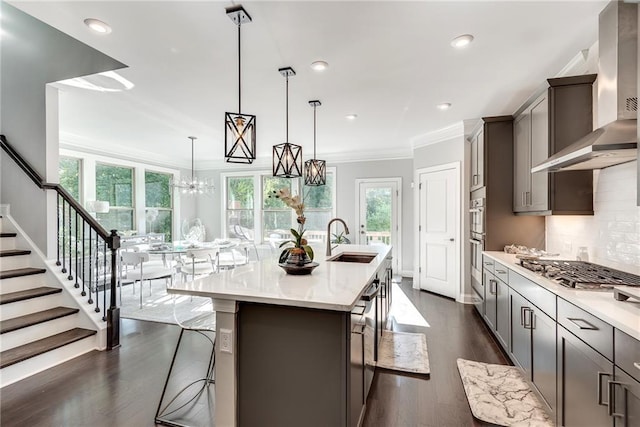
[120, 251, 173, 308]
[217, 247, 248, 270]
[177, 248, 219, 283]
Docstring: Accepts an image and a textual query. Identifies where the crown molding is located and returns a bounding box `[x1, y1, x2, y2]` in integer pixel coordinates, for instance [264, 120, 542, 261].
[410, 121, 465, 149]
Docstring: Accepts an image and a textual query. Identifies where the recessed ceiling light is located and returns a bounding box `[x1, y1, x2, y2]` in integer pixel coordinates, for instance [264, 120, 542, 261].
[84, 18, 112, 34]
[345, 114, 358, 120]
[437, 103, 452, 111]
[310, 60, 329, 72]
[450, 34, 474, 48]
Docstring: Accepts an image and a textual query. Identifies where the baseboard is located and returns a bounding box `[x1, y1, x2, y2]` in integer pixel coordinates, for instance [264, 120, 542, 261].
[457, 293, 475, 304]
[400, 270, 413, 278]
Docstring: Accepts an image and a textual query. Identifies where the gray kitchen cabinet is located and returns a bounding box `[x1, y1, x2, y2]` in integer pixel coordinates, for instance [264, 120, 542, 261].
[495, 278, 510, 351]
[513, 113, 531, 213]
[513, 74, 596, 215]
[350, 307, 365, 427]
[612, 367, 640, 427]
[529, 95, 549, 211]
[510, 289, 531, 373]
[557, 324, 614, 427]
[484, 270, 497, 331]
[531, 307, 556, 412]
[470, 128, 485, 191]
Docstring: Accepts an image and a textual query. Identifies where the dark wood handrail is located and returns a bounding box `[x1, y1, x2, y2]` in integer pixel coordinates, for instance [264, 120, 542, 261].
[1, 134, 116, 246]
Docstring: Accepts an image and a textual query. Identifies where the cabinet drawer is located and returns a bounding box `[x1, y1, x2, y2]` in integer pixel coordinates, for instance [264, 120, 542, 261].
[509, 271, 556, 320]
[482, 256, 495, 274]
[558, 298, 613, 361]
[493, 261, 509, 285]
[615, 329, 640, 383]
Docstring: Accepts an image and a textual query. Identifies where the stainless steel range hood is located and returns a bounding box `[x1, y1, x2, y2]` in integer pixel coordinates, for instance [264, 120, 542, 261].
[533, 1, 637, 173]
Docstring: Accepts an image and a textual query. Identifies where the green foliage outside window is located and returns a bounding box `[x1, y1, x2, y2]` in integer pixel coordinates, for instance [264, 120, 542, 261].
[145, 171, 171, 208]
[59, 157, 81, 201]
[96, 164, 133, 207]
[365, 188, 391, 232]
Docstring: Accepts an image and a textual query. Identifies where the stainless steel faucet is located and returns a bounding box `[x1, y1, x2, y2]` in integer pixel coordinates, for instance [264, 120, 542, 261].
[326, 218, 350, 256]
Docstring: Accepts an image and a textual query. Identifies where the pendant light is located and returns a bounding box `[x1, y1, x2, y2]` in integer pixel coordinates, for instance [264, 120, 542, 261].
[273, 67, 303, 178]
[170, 137, 215, 195]
[304, 100, 326, 186]
[224, 5, 256, 164]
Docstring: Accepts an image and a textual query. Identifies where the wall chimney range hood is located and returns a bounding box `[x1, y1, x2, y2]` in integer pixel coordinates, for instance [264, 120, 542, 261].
[532, 1, 637, 173]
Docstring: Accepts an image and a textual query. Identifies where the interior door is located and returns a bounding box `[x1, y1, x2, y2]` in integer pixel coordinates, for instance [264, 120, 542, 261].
[417, 166, 458, 299]
[356, 179, 400, 272]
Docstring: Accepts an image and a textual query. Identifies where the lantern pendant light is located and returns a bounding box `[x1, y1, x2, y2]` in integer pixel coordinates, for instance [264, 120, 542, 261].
[273, 67, 303, 178]
[224, 5, 256, 164]
[304, 100, 327, 186]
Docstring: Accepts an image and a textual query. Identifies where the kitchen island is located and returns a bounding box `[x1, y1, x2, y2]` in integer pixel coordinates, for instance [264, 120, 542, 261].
[167, 244, 393, 427]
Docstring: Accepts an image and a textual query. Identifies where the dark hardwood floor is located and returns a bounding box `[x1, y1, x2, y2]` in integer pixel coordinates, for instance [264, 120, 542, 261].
[1, 280, 508, 427]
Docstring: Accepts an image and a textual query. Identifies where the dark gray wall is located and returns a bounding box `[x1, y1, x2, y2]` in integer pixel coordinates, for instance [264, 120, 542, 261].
[0, 2, 125, 253]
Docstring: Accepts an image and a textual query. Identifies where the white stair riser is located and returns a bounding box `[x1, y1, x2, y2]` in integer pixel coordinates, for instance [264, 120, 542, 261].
[0, 254, 32, 270]
[0, 334, 97, 388]
[0, 293, 65, 321]
[0, 237, 17, 250]
[1, 314, 80, 352]
[0, 274, 47, 293]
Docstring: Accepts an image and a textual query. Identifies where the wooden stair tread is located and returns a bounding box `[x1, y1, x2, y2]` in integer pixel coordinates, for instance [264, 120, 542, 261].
[0, 307, 79, 334]
[0, 287, 62, 305]
[0, 328, 96, 369]
[0, 267, 46, 280]
[0, 249, 31, 257]
[0, 233, 17, 238]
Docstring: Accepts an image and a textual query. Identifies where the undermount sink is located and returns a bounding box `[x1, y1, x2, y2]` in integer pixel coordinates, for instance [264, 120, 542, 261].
[328, 252, 377, 263]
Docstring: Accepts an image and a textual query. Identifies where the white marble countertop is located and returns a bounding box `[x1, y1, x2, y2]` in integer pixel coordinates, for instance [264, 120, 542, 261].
[484, 251, 640, 341]
[167, 244, 392, 312]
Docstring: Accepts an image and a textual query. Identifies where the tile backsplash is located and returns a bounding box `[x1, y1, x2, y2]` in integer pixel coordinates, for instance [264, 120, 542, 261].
[546, 161, 640, 274]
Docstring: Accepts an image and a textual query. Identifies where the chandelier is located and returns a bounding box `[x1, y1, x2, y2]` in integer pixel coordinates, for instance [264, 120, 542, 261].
[273, 67, 303, 178]
[171, 136, 215, 195]
[224, 5, 256, 164]
[304, 100, 326, 186]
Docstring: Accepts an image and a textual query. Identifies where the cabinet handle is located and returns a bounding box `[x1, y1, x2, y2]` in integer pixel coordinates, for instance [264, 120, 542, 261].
[566, 318, 599, 331]
[523, 308, 533, 329]
[520, 306, 526, 326]
[525, 191, 531, 206]
[489, 279, 497, 295]
[607, 380, 627, 420]
[521, 192, 525, 207]
[597, 372, 611, 405]
[495, 269, 507, 274]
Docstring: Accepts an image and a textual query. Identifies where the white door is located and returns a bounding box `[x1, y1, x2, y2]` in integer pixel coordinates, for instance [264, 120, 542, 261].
[417, 165, 459, 299]
[355, 178, 401, 273]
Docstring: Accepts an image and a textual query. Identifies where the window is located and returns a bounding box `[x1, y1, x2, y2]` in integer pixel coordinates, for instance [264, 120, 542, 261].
[95, 163, 134, 231]
[222, 169, 336, 243]
[226, 176, 254, 238]
[145, 171, 173, 241]
[59, 157, 81, 202]
[262, 176, 296, 242]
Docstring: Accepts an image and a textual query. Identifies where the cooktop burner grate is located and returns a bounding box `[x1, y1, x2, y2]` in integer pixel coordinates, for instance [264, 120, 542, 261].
[518, 259, 640, 289]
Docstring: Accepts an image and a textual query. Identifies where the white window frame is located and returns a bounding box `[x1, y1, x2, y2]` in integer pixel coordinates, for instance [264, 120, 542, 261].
[144, 169, 174, 240]
[221, 167, 337, 244]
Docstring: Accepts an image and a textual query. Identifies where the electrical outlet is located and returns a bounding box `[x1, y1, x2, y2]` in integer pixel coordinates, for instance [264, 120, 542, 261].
[220, 328, 233, 354]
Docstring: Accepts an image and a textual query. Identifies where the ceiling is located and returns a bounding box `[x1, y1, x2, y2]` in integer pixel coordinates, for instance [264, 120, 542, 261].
[9, 1, 607, 169]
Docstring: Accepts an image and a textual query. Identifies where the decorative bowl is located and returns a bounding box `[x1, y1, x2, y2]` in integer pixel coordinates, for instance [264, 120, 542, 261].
[278, 262, 319, 275]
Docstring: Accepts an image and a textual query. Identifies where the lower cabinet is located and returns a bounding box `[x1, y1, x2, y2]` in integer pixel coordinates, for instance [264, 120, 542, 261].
[484, 270, 497, 330]
[495, 279, 509, 349]
[612, 368, 640, 427]
[557, 325, 614, 427]
[350, 312, 365, 427]
[509, 289, 556, 413]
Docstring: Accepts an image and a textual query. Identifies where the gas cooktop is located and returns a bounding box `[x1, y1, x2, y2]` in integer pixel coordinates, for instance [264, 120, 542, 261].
[518, 259, 640, 290]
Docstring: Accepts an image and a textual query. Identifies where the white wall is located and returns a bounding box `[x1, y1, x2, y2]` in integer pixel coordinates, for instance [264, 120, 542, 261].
[546, 161, 640, 274]
[0, 3, 125, 255]
[413, 133, 470, 297]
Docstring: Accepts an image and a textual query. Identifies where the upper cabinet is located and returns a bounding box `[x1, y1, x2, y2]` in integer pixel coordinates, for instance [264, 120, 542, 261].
[513, 74, 597, 215]
[469, 128, 484, 191]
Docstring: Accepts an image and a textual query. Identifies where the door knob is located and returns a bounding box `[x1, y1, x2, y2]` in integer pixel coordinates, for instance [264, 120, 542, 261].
[447, 238, 454, 242]
[361, 231, 366, 234]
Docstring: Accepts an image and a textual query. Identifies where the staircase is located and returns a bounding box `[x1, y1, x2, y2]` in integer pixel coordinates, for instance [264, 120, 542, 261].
[0, 213, 99, 388]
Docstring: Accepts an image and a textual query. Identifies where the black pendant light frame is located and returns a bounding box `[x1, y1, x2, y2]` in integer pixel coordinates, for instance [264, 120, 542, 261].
[304, 100, 327, 186]
[225, 5, 256, 164]
[273, 67, 303, 178]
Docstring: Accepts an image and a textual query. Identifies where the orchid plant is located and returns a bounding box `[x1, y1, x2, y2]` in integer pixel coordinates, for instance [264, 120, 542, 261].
[272, 188, 314, 264]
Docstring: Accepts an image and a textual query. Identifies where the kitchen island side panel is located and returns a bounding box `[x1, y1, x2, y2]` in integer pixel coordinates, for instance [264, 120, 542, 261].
[238, 302, 349, 427]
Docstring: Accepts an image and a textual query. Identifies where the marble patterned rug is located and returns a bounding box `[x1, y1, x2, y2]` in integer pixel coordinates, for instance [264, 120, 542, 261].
[376, 330, 430, 375]
[456, 358, 554, 427]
